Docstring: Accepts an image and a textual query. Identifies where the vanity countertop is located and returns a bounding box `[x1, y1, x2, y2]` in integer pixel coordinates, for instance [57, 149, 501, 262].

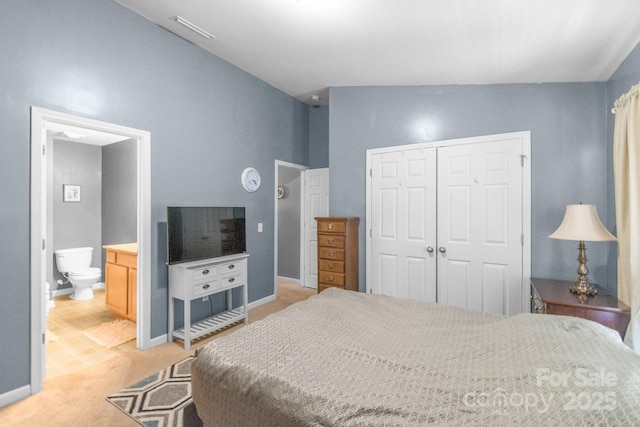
[102, 243, 137, 254]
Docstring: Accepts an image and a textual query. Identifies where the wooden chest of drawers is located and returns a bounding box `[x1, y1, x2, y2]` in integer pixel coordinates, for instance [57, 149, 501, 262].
[315, 217, 359, 293]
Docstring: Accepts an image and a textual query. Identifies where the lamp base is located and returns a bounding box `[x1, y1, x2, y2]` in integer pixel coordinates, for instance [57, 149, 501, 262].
[569, 240, 598, 297]
[569, 281, 598, 297]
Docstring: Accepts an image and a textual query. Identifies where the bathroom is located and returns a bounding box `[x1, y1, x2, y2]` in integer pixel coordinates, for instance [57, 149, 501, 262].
[46, 127, 138, 378]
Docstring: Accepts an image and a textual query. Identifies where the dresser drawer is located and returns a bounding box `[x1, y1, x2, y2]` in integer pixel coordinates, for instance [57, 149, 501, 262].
[318, 282, 344, 293]
[318, 235, 345, 248]
[319, 271, 345, 286]
[319, 259, 345, 273]
[317, 220, 346, 234]
[192, 265, 219, 282]
[318, 247, 345, 261]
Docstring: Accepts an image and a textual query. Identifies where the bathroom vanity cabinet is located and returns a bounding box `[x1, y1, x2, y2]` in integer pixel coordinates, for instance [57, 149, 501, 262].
[103, 243, 138, 322]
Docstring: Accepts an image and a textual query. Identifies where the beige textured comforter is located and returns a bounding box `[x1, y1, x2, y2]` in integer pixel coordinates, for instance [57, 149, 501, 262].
[192, 288, 640, 426]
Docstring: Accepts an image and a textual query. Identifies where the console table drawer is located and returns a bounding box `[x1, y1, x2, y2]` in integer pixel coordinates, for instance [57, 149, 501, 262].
[194, 280, 219, 296]
[192, 265, 219, 282]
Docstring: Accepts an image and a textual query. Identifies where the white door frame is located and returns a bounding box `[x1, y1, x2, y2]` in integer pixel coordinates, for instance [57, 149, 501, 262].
[274, 160, 307, 296]
[366, 131, 531, 312]
[30, 107, 152, 395]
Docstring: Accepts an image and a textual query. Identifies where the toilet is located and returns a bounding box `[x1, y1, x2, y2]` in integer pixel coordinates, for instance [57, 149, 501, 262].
[54, 247, 102, 300]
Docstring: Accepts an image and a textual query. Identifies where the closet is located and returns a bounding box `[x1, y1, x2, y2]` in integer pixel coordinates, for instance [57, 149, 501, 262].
[366, 132, 530, 316]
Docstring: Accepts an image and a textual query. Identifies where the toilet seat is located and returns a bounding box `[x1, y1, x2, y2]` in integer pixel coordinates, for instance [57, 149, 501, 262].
[69, 267, 101, 277]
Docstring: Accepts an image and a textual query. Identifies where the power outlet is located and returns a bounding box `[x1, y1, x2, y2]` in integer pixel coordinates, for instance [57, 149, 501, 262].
[202, 295, 209, 301]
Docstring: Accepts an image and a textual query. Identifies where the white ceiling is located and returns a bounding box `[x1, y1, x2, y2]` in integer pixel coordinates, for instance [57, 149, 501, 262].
[114, 0, 640, 105]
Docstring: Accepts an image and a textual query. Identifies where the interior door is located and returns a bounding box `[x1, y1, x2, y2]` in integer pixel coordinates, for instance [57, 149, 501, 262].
[303, 168, 329, 289]
[370, 148, 437, 301]
[436, 138, 524, 315]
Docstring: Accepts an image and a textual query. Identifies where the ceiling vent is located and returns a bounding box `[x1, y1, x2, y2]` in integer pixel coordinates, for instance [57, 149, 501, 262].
[172, 16, 215, 39]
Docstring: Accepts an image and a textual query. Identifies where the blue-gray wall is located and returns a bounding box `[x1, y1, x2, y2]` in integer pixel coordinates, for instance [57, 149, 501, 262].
[0, 0, 308, 397]
[309, 106, 330, 168]
[328, 82, 615, 293]
[102, 139, 137, 247]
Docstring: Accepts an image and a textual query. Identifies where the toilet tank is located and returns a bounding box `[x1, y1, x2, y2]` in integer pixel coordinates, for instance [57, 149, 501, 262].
[54, 247, 93, 273]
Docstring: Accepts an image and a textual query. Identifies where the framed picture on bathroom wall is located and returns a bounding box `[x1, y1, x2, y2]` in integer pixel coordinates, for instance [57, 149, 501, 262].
[63, 184, 81, 202]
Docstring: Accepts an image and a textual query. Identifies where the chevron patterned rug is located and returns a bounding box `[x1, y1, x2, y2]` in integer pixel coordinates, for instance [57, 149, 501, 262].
[106, 356, 202, 427]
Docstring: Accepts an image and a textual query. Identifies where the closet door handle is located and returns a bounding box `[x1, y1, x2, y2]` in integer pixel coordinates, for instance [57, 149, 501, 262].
[439, 247, 447, 253]
[426, 246, 434, 253]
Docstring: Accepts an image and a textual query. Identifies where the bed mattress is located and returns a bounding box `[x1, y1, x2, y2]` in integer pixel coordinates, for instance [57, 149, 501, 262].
[192, 288, 640, 426]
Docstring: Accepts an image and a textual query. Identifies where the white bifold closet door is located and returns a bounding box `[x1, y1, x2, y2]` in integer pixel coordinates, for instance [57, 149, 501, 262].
[370, 134, 526, 316]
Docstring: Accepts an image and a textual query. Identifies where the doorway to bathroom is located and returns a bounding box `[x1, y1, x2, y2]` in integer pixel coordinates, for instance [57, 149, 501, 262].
[30, 107, 151, 394]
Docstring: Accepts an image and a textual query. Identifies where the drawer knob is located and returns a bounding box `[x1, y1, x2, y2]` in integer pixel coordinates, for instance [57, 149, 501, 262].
[228, 264, 235, 269]
[202, 269, 210, 275]
[327, 239, 335, 244]
[328, 264, 335, 270]
[328, 252, 335, 257]
[228, 277, 235, 283]
[203, 284, 210, 290]
[327, 224, 334, 230]
[328, 275, 335, 282]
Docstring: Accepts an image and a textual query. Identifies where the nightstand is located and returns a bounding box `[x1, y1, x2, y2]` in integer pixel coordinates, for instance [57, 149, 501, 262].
[530, 278, 630, 339]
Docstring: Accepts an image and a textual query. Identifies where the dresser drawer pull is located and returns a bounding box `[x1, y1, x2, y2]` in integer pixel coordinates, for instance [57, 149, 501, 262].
[328, 275, 335, 282]
[327, 239, 335, 244]
[202, 269, 210, 275]
[327, 252, 335, 257]
[327, 224, 334, 230]
[328, 264, 335, 270]
[228, 277, 235, 283]
[228, 264, 235, 270]
[202, 284, 210, 290]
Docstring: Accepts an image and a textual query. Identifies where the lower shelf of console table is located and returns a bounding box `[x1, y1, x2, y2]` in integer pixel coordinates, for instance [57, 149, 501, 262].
[168, 254, 249, 350]
[170, 302, 246, 345]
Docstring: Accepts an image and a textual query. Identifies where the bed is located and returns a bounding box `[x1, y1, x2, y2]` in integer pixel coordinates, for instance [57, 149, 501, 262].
[191, 288, 640, 426]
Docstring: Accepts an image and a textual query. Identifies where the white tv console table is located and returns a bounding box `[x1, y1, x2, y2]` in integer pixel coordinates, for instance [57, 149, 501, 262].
[168, 253, 249, 350]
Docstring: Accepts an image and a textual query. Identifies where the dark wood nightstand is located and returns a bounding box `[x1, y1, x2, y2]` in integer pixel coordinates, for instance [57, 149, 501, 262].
[530, 278, 630, 339]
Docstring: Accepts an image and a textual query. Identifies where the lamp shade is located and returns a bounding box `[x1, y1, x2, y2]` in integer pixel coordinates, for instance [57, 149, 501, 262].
[549, 204, 616, 242]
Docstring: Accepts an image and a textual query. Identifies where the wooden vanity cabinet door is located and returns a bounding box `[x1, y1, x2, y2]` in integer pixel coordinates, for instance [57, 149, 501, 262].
[127, 268, 137, 321]
[105, 262, 128, 318]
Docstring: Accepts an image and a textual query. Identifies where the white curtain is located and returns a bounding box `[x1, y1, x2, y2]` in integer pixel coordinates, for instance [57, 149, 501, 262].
[613, 82, 640, 352]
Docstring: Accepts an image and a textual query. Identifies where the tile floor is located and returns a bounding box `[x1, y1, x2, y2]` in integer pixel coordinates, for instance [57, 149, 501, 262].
[46, 289, 136, 380]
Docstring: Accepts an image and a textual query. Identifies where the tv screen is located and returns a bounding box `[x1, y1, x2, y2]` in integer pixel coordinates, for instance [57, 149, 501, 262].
[167, 206, 246, 265]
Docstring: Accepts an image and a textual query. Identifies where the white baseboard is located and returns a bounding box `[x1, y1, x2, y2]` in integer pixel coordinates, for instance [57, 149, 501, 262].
[149, 333, 168, 349]
[277, 276, 301, 285]
[0, 384, 31, 409]
[248, 293, 276, 310]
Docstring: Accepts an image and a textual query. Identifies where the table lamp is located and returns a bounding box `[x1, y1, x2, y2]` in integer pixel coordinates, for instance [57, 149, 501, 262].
[549, 204, 616, 296]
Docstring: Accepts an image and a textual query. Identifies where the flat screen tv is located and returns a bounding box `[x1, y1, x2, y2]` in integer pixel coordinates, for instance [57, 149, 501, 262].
[167, 206, 246, 265]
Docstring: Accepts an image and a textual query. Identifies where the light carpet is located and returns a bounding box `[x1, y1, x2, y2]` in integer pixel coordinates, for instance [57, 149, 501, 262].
[83, 319, 137, 348]
[106, 356, 201, 427]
